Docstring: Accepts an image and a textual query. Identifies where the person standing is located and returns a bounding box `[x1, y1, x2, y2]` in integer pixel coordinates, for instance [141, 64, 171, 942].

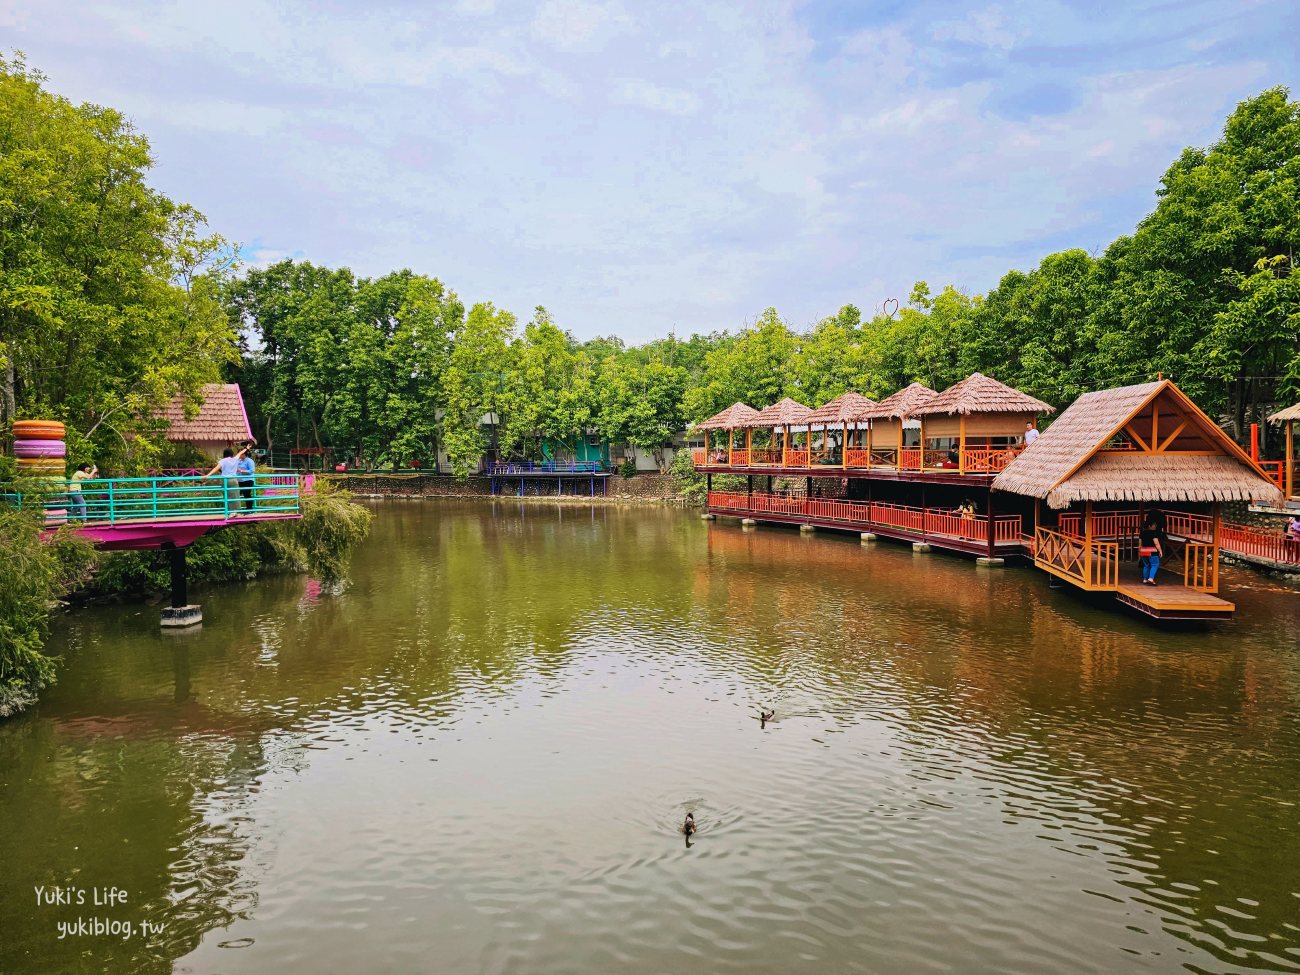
[1024, 422, 1040, 446]
[1139, 514, 1164, 585]
[206, 446, 248, 514]
[68, 462, 96, 521]
[237, 447, 256, 511]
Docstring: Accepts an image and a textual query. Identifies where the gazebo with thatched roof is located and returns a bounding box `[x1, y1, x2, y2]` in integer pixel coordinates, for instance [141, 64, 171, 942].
[805, 391, 877, 468]
[910, 372, 1055, 474]
[753, 397, 814, 466]
[858, 382, 938, 470]
[992, 379, 1282, 616]
[1268, 401, 1300, 502]
[691, 402, 761, 466]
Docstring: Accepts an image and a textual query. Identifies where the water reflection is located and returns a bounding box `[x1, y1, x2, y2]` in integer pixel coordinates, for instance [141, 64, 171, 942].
[0, 500, 1297, 974]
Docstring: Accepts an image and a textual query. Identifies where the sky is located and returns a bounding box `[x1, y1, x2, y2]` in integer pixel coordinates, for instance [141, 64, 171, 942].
[3, 0, 1297, 342]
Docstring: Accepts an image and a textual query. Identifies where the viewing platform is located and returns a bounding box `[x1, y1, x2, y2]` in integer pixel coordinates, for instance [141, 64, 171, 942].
[487, 460, 611, 497]
[9, 473, 304, 551]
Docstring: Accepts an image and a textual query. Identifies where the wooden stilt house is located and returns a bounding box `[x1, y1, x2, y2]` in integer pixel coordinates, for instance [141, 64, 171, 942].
[993, 379, 1284, 620]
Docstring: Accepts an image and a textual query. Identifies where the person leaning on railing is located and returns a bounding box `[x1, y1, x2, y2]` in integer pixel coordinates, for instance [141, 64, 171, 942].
[206, 445, 250, 515]
[68, 462, 96, 521]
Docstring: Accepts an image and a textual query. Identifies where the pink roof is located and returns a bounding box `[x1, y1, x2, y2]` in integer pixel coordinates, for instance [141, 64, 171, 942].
[159, 383, 253, 443]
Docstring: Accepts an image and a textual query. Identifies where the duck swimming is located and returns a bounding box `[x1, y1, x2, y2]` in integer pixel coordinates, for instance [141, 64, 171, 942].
[682, 812, 696, 836]
[759, 708, 775, 727]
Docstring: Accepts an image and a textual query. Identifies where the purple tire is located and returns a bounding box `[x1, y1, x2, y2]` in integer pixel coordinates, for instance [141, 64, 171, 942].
[14, 438, 67, 458]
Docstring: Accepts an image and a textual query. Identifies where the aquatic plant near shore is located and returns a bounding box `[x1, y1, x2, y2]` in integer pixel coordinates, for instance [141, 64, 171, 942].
[0, 511, 95, 717]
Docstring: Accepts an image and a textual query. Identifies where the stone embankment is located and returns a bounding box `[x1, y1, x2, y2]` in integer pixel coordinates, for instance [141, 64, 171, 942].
[327, 472, 688, 505]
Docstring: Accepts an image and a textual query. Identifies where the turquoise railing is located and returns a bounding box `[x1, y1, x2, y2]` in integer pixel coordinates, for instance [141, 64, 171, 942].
[5, 473, 301, 527]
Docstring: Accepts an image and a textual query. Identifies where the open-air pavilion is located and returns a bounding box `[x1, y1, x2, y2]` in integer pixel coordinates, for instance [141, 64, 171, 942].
[992, 379, 1284, 620]
[910, 372, 1054, 474]
[1268, 401, 1300, 504]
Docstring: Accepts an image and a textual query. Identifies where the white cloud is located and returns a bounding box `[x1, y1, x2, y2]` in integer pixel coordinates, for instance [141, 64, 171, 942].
[4, 0, 1285, 341]
[532, 0, 626, 51]
[613, 79, 701, 115]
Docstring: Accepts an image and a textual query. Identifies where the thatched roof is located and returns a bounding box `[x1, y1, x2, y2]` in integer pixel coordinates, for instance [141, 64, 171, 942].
[1044, 454, 1277, 507]
[754, 397, 813, 428]
[862, 382, 938, 420]
[1269, 402, 1300, 423]
[993, 380, 1283, 508]
[911, 372, 1054, 417]
[693, 402, 761, 430]
[807, 391, 877, 426]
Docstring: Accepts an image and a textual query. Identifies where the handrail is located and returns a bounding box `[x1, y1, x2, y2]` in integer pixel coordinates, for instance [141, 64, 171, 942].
[6, 473, 301, 527]
[1183, 541, 1218, 591]
[705, 491, 1022, 545]
[488, 461, 605, 474]
[1034, 527, 1118, 590]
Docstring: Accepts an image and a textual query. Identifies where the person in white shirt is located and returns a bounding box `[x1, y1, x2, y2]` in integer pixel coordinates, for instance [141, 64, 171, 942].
[1024, 422, 1040, 446]
[206, 446, 250, 513]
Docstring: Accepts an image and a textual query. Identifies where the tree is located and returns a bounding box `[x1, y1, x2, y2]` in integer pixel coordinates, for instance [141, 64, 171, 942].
[0, 55, 239, 467]
[442, 302, 515, 476]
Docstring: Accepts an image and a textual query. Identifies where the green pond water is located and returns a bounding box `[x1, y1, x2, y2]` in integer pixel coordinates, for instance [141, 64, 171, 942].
[3, 500, 1300, 975]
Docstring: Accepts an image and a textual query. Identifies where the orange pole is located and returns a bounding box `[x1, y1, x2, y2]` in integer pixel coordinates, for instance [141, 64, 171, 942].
[841, 421, 847, 469]
[1287, 421, 1295, 499]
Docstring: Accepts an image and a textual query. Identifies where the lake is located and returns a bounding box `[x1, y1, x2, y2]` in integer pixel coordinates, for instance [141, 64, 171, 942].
[3, 500, 1299, 974]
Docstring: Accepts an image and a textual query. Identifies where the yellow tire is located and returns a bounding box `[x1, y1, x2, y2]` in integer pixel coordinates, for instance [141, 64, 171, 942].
[12, 419, 66, 440]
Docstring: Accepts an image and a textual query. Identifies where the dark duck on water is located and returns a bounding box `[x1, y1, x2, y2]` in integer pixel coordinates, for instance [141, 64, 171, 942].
[682, 812, 696, 836]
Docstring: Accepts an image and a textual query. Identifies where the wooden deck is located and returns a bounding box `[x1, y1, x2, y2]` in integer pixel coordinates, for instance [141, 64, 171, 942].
[1114, 580, 1235, 621]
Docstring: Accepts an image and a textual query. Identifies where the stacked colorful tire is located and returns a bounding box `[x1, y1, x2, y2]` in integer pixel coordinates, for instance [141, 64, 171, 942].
[11, 420, 68, 526]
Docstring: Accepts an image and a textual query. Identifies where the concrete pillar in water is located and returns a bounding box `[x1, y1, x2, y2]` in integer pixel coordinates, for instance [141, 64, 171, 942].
[800, 524, 816, 533]
[860, 532, 877, 542]
[741, 518, 757, 526]
[975, 556, 1005, 567]
[912, 542, 931, 553]
[700, 513, 716, 520]
[160, 545, 202, 628]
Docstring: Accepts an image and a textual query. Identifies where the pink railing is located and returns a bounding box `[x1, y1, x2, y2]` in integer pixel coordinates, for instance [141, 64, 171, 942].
[708, 492, 1022, 545]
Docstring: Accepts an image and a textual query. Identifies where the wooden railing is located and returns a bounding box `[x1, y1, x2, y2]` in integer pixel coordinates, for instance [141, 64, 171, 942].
[1256, 460, 1285, 494]
[706, 492, 1022, 545]
[1034, 527, 1119, 590]
[1184, 541, 1218, 591]
[845, 448, 871, 468]
[898, 447, 923, 470]
[961, 446, 1022, 473]
[1221, 523, 1300, 564]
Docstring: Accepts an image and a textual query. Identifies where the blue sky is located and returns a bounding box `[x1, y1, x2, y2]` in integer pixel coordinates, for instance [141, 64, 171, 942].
[4, 0, 1297, 342]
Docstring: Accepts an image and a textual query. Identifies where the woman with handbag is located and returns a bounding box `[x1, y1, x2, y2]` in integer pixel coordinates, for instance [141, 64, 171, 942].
[1139, 514, 1164, 585]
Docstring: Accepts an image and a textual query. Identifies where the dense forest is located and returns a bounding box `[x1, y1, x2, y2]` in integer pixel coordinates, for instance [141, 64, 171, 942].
[227, 87, 1300, 474]
[3, 54, 1299, 481]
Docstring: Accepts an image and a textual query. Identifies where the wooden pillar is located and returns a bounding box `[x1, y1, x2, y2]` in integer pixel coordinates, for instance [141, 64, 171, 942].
[747, 475, 753, 497]
[1211, 501, 1221, 591]
[959, 415, 967, 475]
[782, 424, 789, 468]
[1287, 420, 1295, 499]
[745, 427, 752, 465]
[919, 418, 925, 470]
[866, 420, 873, 467]
[841, 421, 847, 469]
[985, 490, 995, 557]
[728, 426, 733, 466]
[1084, 500, 1094, 587]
